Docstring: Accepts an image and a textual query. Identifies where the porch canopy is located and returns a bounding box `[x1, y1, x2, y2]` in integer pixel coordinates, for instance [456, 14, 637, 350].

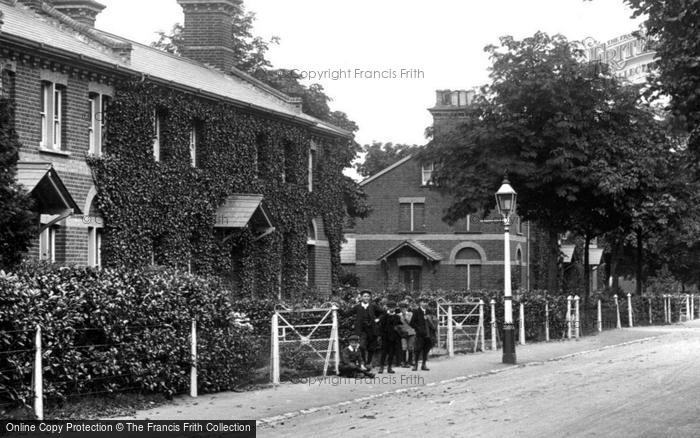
[16, 162, 81, 230]
[378, 239, 443, 266]
[215, 194, 274, 240]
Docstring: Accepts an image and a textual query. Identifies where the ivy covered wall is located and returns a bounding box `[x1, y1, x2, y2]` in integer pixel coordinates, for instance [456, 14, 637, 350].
[88, 80, 354, 299]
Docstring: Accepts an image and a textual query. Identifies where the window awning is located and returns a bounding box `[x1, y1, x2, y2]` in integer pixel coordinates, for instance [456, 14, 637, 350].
[378, 240, 443, 263]
[215, 194, 273, 233]
[15, 162, 81, 216]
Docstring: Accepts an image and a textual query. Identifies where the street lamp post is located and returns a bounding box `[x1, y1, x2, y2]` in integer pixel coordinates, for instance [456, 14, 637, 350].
[495, 178, 517, 364]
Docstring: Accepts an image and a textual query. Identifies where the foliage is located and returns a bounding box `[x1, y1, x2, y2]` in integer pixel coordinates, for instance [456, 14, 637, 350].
[355, 142, 423, 178]
[420, 32, 680, 295]
[0, 263, 261, 409]
[0, 97, 37, 270]
[622, 0, 700, 153]
[88, 79, 365, 297]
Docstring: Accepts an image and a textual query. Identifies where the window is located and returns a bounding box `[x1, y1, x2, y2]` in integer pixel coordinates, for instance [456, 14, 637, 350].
[400, 266, 421, 292]
[88, 227, 102, 268]
[189, 122, 201, 167]
[282, 140, 295, 183]
[308, 148, 317, 192]
[88, 93, 109, 156]
[39, 227, 56, 263]
[40, 82, 64, 151]
[466, 265, 482, 290]
[153, 109, 163, 161]
[421, 163, 434, 186]
[456, 247, 482, 290]
[399, 199, 425, 232]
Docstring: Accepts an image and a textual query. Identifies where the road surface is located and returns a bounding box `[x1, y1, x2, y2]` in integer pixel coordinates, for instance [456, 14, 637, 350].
[260, 326, 700, 438]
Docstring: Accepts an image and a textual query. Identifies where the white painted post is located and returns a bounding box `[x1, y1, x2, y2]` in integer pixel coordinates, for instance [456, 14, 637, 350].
[663, 295, 668, 323]
[574, 296, 580, 338]
[597, 299, 602, 332]
[331, 305, 340, 375]
[627, 293, 633, 328]
[686, 294, 691, 322]
[490, 299, 497, 350]
[648, 297, 653, 325]
[614, 294, 621, 329]
[545, 300, 550, 342]
[566, 296, 573, 339]
[190, 320, 197, 397]
[519, 302, 526, 345]
[34, 325, 43, 421]
[667, 295, 672, 323]
[447, 305, 454, 357]
[691, 295, 695, 320]
[271, 312, 280, 385]
[479, 300, 485, 352]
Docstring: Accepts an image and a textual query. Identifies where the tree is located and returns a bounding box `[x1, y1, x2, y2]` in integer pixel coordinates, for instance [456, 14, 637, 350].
[420, 32, 675, 297]
[622, 0, 700, 153]
[0, 97, 37, 270]
[355, 142, 423, 178]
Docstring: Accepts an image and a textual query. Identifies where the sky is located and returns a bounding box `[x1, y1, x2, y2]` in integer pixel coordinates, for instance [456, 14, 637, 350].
[95, 0, 644, 149]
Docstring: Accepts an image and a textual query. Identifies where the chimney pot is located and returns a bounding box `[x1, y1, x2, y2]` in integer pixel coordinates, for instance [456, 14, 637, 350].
[52, 0, 106, 27]
[177, 0, 242, 72]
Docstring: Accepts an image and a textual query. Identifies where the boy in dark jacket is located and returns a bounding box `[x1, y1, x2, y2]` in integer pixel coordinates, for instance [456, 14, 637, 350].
[338, 335, 375, 378]
[378, 301, 401, 374]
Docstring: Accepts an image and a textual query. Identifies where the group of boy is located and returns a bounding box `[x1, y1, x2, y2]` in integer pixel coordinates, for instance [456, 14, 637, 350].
[338, 290, 437, 379]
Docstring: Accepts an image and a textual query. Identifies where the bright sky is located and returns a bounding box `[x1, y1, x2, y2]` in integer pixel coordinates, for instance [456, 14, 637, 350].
[96, 0, 643, 148]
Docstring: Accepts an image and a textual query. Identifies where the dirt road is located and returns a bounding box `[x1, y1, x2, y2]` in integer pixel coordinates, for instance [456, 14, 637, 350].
[260, 327, 700, 438]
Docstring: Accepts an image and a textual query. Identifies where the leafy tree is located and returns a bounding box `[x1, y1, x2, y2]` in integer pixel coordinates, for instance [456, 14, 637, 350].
[0, 97, 37, 269]
[622, 0, 700, 153]
[420, 32, 675, 297]
[355, 142, 423, 178]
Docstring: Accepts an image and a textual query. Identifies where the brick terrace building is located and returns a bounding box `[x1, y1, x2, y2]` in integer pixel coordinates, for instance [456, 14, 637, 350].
[0, 0, 346, 293]
[341, 89, 531, 292]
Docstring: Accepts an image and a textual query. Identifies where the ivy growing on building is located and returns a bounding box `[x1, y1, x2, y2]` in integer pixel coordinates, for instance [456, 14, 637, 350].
[88, 80, 363, 299]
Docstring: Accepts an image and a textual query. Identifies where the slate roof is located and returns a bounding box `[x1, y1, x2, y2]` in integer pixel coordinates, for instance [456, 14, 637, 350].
[15, 162, 82, 214]
[214, 194, 272, 229]
[0, 1, 350, 137]
[377, 239, 443, 262]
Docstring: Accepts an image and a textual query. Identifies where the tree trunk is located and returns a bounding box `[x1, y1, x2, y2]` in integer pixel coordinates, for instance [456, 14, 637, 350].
[636, 229, 643, 295]
[583, 233, 591, 300]
[608, 239, 624, 290]
[547, 229, 560, 293]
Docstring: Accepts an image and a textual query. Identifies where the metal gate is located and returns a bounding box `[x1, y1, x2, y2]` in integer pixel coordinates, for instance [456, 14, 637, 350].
[436, 299, 485, 356]
[270, 303, 339, 385]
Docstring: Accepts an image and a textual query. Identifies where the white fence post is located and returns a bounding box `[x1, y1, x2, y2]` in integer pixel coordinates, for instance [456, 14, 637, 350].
[490, 299, 497, 350]
[648, 297, 653, 325]
[518, 302, 526, 345]
[597, 299, 602, 332]
[627, 293, 633, 328]
[190, 320, 197, 397]
[271, 312, 280, 385]
[479, 300, 485, 352]
[614, 294, 621, 329]
[545, 300, 550, 342]
[34, 325, 43, 421]
[686, 294, 691, 322]
[574, 296, 580, 338]
[331, 304, 340, 375]
[663, 295, 668, 323]
[566, 296, 573, 339]
[691, 295, 695, 320]
[447, 305, 454, 357]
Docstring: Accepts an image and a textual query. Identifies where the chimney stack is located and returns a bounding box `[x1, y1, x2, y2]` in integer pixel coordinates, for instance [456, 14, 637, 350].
[52, 0, 106, 27]
[177, 0, 241, 72]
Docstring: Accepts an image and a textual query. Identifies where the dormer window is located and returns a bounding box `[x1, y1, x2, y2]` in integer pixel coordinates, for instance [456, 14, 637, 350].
[421, 163, 434, 186]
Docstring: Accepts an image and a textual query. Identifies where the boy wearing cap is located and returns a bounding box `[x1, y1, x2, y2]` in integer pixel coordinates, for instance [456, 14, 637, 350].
[338, 335, 375, 378]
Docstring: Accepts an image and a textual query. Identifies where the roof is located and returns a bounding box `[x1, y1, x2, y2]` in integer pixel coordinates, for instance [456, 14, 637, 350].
[340, 235, 356, 264]
[377, 240, 443, 262]
[0, 2, 350, 138]
[214, 194, 272, 229]
[360, 155, 414, 187]
[16, 162, 82, 214]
